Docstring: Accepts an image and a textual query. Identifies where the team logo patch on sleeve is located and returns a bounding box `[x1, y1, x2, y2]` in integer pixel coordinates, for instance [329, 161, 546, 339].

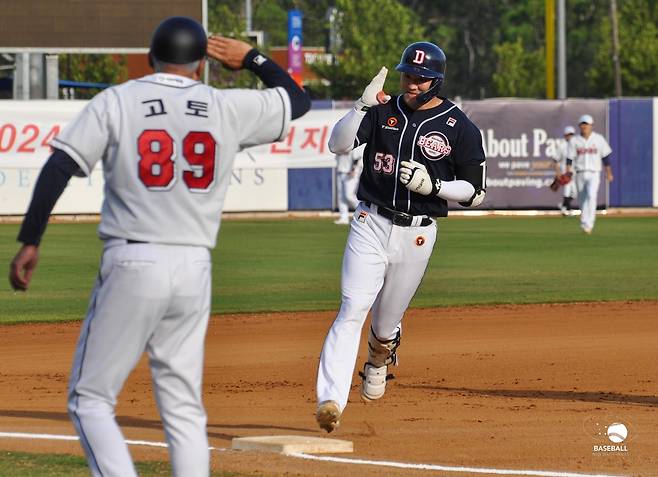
[415, 235, 426, 246]
[417, 131, 452, 160]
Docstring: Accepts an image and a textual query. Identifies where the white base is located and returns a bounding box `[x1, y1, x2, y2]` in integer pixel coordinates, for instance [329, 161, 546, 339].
[231, 435, 353, 454]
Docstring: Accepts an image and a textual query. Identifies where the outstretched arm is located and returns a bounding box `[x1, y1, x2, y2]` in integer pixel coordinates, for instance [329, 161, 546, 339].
[328, 67, 391, 154]
[206, 36, 310, 119]
[9, 149, 79, 291]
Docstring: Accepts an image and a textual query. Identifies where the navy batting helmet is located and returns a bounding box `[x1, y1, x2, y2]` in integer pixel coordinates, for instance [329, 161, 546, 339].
[395, 42, 446, 104]
[150, 16, 207, 65]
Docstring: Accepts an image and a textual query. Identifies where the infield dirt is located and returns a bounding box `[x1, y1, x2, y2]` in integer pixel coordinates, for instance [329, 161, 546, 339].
[0, 301, 656, 476]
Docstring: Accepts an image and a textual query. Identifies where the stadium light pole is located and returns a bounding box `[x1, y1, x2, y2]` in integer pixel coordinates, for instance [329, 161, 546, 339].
[557, 0, 566, 99]
[545, 0, 555, 99]
[245, 0, 252, 32]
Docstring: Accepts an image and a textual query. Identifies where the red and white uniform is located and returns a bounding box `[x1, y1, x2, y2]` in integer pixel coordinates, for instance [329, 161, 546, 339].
[567, 131, 612, 231]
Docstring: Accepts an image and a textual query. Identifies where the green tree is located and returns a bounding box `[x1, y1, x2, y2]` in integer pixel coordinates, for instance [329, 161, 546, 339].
[311, 0, 426, 100]
[58, 54, 127, 99]
[402, 0, 507, 99]
[207, 1, 257, 89]
[254, 0, 334, 47]
[563, 0, 609, 97]
[492, 38, 545, 97]
[253, 0, 289, 46]
[587, 0, 658, 96]
[203, 0, 658, 99]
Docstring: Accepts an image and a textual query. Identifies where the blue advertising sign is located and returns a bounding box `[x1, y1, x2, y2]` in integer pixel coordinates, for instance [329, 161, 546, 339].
[288, 9, 303, 82]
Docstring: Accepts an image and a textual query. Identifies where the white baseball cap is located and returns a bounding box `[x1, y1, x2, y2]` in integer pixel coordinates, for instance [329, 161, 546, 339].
[579, 114, 594, 125]
[564, 126, 575, 135]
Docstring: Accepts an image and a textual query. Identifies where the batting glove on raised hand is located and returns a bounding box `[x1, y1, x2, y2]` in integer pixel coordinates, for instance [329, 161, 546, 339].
[354, 67, 391, 112]
[399, 161, 441, 196]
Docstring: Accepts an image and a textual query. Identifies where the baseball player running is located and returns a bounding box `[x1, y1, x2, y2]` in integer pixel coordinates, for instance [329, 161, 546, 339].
[315, 42, 486, 432]
[9, 16, 309, 476]
[566, 114, 613, 234]
[554, 126, 576, 215]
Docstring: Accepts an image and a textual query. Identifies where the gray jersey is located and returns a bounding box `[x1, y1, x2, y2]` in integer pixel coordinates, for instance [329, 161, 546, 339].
[52, 73, 290, 248]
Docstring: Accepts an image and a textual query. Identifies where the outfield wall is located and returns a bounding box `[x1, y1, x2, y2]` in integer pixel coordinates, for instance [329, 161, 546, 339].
[0, 98, 656, 215]
[608, 98, 655, 207]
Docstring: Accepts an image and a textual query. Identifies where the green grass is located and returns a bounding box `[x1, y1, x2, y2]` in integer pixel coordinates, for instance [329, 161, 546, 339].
[1, 215, 657, 324]
[0, 450, 247, 476]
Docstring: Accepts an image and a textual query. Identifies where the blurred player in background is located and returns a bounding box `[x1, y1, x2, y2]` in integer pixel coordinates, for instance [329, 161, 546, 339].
[553, 125, 576, 215]
[334, 146, 363, 224]
[566, 114, 613, 234]
[9, 16, 309, 477]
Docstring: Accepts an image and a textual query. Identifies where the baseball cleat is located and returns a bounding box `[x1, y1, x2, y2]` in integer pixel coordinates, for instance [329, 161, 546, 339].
[359, 362, 392, 401]
[316, 400, 341, 433]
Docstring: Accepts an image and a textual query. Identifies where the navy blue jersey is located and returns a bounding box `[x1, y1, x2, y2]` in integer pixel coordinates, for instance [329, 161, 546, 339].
[355, 95, 486, 217]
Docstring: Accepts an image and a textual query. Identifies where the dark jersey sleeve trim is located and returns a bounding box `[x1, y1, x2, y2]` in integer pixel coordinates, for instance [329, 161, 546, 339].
[17, 149, 79, 245]
[242, 48, 310, 119]
[273, 87, 287, 143]
[602, 154, 611, 166]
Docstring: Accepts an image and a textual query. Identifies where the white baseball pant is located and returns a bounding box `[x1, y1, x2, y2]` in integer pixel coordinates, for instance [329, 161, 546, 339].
[576, 171, 601, 231]
[317, 202, 437, 410]
[563, 180, 576, 200]
[68, 239, 211, 477]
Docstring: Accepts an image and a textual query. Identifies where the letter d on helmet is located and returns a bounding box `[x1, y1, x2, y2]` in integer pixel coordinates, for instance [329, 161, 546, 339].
[395, 41, 446, 105]
[150, 16, 207, 66]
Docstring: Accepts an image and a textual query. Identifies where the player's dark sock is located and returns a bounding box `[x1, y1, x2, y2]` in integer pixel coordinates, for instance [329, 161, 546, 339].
[563, 197, 573, 210]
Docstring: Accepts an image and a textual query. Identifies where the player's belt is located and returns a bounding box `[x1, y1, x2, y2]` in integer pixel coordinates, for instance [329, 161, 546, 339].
[365, 202, 433, 227]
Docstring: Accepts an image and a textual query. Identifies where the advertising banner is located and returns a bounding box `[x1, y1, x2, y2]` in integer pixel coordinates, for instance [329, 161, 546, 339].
[0, 101, 315, 214]
[0, 99, 613, 214]
[287, 9, 303, 84]
[461, 99, 608, 209]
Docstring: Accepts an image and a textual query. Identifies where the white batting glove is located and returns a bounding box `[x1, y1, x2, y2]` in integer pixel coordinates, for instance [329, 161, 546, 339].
[354, 67, 391, 112]
[399, 161, 442, 196]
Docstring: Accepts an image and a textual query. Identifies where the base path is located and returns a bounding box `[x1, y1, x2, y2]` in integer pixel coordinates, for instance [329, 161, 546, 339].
[0, 301, 656, 476]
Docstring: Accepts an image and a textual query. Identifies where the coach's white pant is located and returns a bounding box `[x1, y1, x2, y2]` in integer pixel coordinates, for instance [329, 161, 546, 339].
[68, 240, 211, 477]
[317, 202, 437, 411]
[576, 171, 601, 230]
